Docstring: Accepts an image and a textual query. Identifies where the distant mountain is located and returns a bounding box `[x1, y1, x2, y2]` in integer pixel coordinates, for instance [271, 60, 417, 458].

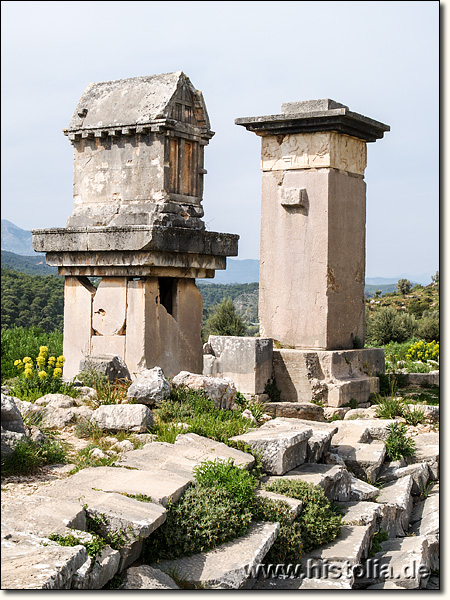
[1, 220, 36, 255]
[1, 251, 58, 276]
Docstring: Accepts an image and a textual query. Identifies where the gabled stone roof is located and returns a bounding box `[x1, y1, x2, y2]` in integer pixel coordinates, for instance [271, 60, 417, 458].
[64, 71, 211, 139]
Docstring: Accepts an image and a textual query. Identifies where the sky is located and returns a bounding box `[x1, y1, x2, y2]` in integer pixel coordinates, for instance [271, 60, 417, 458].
[1, 1, 440, 281]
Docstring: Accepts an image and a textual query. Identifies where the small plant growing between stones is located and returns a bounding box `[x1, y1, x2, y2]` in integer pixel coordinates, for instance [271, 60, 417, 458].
[343, 398, 358, 410]
[374, 395, 405, 419]
[402, 405, 426, 426]
[368, 529, 389, 557]
[47, 532, 106, 561]
[193, 458, 258, 505]
[384, 422, 416, 461]
[1, 436, 68, 476]
[83, 505, 132, 550]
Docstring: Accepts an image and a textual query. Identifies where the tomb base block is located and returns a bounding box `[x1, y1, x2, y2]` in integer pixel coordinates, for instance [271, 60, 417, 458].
[273, 348, 384, 407]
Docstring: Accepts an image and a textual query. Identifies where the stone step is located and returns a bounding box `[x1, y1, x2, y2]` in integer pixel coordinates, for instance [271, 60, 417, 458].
[349, 476, 380, 501]
[259, 417, 338, 463]
[230, 425, 313, 475]
[154, 521, 279, 589]
[405, 433, 439, 480]
[358, 535, 432, 589]
[330, 440, 385, 483]
[375, 475, 413, 537]
[378, 460, 429, 495]
[301, 524, 372, 567]
[255, 489, 302, 522]
[119, 435, 254, 475]
[71, 542, 120, 590]
[336, 501, 384, 538]
[1, 531, 88, 589]
[331, 419, 397, 445]
[264, 463, 351, 502]
[410, 483, 439, 536]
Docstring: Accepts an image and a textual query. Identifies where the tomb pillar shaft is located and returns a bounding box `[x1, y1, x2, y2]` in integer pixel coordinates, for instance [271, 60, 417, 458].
[236, 100, 389, 350]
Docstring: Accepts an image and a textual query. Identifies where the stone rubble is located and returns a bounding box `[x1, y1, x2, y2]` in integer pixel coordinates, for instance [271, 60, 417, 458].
[126, 367, 171, 406]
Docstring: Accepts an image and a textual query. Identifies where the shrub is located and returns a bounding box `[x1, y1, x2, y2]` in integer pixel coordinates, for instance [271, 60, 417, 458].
[384, 422, 416, 461]
[406, 340, 439, 363]
[366, 307, 417, 346]
[262, 479, 342, 552]
[193, 458, 258, 505]
[252, 496, 303, 564]
[9, 346, 78, 401]
[203, 299, 246, 338]
[143, 485, 253, 562]
[1, 327, 63, 382]
[375, 396, 405, 419]
[403, 406, 426, 426]
[1, 437, 67, 476]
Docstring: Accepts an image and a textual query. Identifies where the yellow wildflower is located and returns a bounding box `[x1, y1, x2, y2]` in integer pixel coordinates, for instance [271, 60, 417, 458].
[38, 370, 48, 380]
[24, 369, 33, 379]
[39, 346, 49, 355]
[23, 357, 33, 364]
[48, 356, 56, 367]
[36, 356, 46, 368]
[53, 368, 63, 379]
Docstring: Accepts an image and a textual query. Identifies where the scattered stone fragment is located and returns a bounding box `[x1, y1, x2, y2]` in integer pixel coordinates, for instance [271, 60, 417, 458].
[155, 521, 279, 589]
[410, 486, 439, 536]
[126, 367, 170, 406]
[172, 371, 237, 410]
[1, 394, 28, 457]
[302, 524, 372, 566]
[90, 404, 153, 433]
[337, 501, 384, 537]
[35, 394, 77, 408]
[324, 407, 349, 420]
[349, 476, 380, 501]
[71, 537, 120, 590]
[405, 433, 439, 480]
[79, 355, 131, 382]
[378, 461, 429, 495]
[261, 402, 325, 422]
[343, 407, 378, 420]
[331, 440, 385, 483]
[119, 565, 179, 589]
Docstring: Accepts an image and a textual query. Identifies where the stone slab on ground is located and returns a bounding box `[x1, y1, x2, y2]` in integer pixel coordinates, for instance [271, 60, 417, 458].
[1, 494, 86, 538]
[331, 440, 385, 483]
[119, 436, 254, 476]
[302, 524, 372, 567]
[230, 426, 312, 475]
[376, 475, 413, 537]
[405, 433, 439, 480]
[331, 419, 397, 445]
[255, 489, 302, 521]
[155, 521, 279, 589]
[349, 476, 380, 501]
[410, 486, 439, 536]
[262, 402, 325, 422]
[1, 532, 88, 589]
[264, 463, 351, 502]
[337, 501, 384, 537]
[378, 461, 429, 496]
[119, 565, 180, 589]
[260, 417, 338, 463]
[363, 535, 432, 589]
[54, 465, 191, 506]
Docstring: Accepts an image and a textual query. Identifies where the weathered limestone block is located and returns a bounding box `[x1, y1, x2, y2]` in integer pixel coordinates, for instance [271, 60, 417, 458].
[90, 404, 153, 432]
[331, 441, 386, 483]
[410, 484, 439, 537]
[273, 348, 382, 406]
[349, 476, 380, 501]
[203, 336, 273, 396]
[71, 539, 120, 589]
[376, 475, 413, 537]
[1, 533, 88, 590]
[302, 524, 372, 567]
[405, 433, 439, 480]
[119, 565, 180, 589]
[337, 501, 384, 536]
[172, 371, 236, 409]
[262, 402, 325, 422]
[155, 522, 280, 589]
[265, 463, 351, 502]
[378, 461, 430, 496]
[80, 354, 131, 382]
[402, 371, 439, 387]
[1, 393, 28, 457]
[230, 425, 313, 475]
[405, 404, 439, 423]
[126, 366, 170, 405]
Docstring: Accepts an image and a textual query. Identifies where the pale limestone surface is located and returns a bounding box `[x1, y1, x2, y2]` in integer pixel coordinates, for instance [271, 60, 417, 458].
[261, 132, 367, 175]
[155, 522, 280, 589]
[349, 476, 380, 501]
[90, 404, 153, 432]
[126, 366, 170, 405]
[302, 524, 372, 566]
[376, 476, 414, 537]
[230, 426, 313, 475]
[172, 371, 236, 409]
[119, 565, 180, 589]
[203, 335, 273, 395]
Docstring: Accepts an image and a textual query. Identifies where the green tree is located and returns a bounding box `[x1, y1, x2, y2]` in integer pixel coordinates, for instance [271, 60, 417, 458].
[397, 278, 412, 295]
[203, 299, 247, 339]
